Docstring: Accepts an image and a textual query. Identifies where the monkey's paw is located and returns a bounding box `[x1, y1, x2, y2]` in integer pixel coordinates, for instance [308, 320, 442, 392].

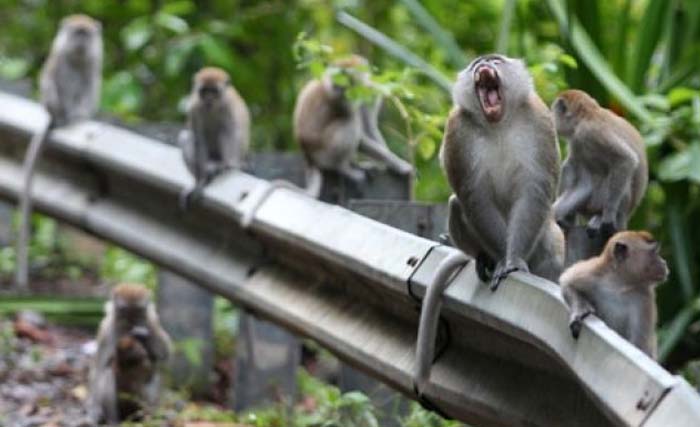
[490, 258, 528, 291]
[586, 215, 617, 239]
[569, 311, 593, 339]
[475, 252, 495, 282]
[585, 215, 602, 238]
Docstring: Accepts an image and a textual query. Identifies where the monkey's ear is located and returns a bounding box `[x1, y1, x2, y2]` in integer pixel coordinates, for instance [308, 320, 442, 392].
[613, 242, 628, 262]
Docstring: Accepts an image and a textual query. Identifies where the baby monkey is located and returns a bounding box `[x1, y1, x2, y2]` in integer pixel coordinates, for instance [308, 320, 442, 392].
[88, 283, 171, 423]
[560, 231, 668, 358]
[552, 89, 647, 239]
[179, 67, 250, 210]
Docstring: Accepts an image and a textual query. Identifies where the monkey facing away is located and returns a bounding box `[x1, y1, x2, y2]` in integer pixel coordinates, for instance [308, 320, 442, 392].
[552, 89, 647, 239]
[293, 55, 413, 198]
[413, 54, 565, 397]
[88, 283, 171, 424]
[560, 231, 667, 358]
[15, 14, 102, 289]
[178, 66, 250, 210]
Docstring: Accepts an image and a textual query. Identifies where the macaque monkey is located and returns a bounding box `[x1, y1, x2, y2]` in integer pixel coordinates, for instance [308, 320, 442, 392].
[293, 55, 413, 198]
[413, 54, 565, 397]
[552, 89, 647, 239]
[560, 231, 668, 358]
[15, 14, 102, 289]
[178, 67, 250, 210]
[88, 283, 171, 424]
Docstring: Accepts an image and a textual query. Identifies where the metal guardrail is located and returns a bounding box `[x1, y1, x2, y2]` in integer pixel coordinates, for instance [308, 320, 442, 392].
[0, 91, 698, 427]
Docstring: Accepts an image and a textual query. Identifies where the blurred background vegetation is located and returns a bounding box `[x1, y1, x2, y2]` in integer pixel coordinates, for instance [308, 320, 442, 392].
[0, 0, 699, 423]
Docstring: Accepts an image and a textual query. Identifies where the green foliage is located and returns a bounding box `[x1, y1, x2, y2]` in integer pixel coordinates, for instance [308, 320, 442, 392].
[295, 368, 379, 427]
[213, 296, 240, 360]
[400, 402, 462, 427]
[99, 246, 156, 289]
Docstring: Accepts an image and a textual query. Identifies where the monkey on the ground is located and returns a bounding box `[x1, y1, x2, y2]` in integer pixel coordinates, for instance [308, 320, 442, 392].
[413, 54, 565, 397]
[560, 231, 667, 358]
[552, 89, 647, 239]
[15, 14, 102, 290]
[178, 66, 250, 210]
[88, 283, 171, 424]
[293, 55, 413, 198]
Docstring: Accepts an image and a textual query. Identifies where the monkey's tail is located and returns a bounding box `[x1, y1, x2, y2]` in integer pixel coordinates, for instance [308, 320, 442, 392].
[304, 164, 322, 199]
[15, 119, 54, 290]
[413, 251, 469, 397]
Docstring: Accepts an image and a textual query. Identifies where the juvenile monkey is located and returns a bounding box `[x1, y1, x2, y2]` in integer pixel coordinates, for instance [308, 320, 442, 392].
[293, 55, 413, 198]
[413, 54, 565, 397]
[552, 89, 647, 238]
[15, 14, 102, 289]
[560, 231, 667, 358]
[179, 67, 250, 209]
[88, 283, 171, 424]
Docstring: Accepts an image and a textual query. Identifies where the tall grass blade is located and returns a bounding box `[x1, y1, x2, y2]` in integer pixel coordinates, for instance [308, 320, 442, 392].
[545, 0, 653, 123]
[496, 0, 516, 54]
[628, 0, 668, 92]
[337, 11, 453, 92]
[612, 0, 633, 78]
[400, 0, 466, 68]
[668, 199, 694, 299]
[658, 301, 699, 362]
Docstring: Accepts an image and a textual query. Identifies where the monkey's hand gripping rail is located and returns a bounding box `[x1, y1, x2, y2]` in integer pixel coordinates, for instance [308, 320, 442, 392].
[0, 91, 698, 427]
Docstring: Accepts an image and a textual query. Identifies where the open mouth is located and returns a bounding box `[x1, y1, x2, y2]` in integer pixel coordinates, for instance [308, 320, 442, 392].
[474, 65, 503, 122]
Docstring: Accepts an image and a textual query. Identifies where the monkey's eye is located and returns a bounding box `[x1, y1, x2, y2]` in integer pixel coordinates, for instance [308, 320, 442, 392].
[556, 100, 567, 114]
[613, 242, 628, 262]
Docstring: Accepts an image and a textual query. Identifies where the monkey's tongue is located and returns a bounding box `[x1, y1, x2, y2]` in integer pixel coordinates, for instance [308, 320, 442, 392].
[486, 89, 500, 106]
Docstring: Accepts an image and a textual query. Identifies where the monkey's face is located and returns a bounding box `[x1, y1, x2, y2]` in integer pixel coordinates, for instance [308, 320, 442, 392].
[114, 299, 148, 329]
[454, 54, 531, 124]
[193, 67, 231, 109]
[61, 21, 101, 58]
[613, 235, 669, 285]
[197, 83, 225, 109]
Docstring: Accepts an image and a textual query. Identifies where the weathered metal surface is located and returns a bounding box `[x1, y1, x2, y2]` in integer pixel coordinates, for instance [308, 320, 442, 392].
[232, 314, 300, 411]
[0, 91, 698, 427]
[348, 200, 448, 242]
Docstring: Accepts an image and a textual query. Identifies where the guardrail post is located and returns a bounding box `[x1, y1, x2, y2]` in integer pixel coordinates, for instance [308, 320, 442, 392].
[157, 270, 215, 396]
[344, 198, 446, 425]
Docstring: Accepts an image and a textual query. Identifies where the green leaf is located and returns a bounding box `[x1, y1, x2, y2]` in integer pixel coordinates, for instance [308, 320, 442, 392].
[121, 17, 153, 52]
[198, 34, 236, 70]
[155, 12, 189, 34]
[657, 142, 700, 184]
[668, 87, 700, 108]
[164, 37, 197, 77]
[160, 0, 195, 16]
[0, 57, 30, 80]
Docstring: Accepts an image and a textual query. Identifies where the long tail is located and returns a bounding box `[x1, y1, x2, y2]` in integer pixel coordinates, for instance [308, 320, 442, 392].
[304, 164, 322, 199]
[240, 180, 303, 228]
[15, 119, 54, 290]
[413, 251, 469, 396]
